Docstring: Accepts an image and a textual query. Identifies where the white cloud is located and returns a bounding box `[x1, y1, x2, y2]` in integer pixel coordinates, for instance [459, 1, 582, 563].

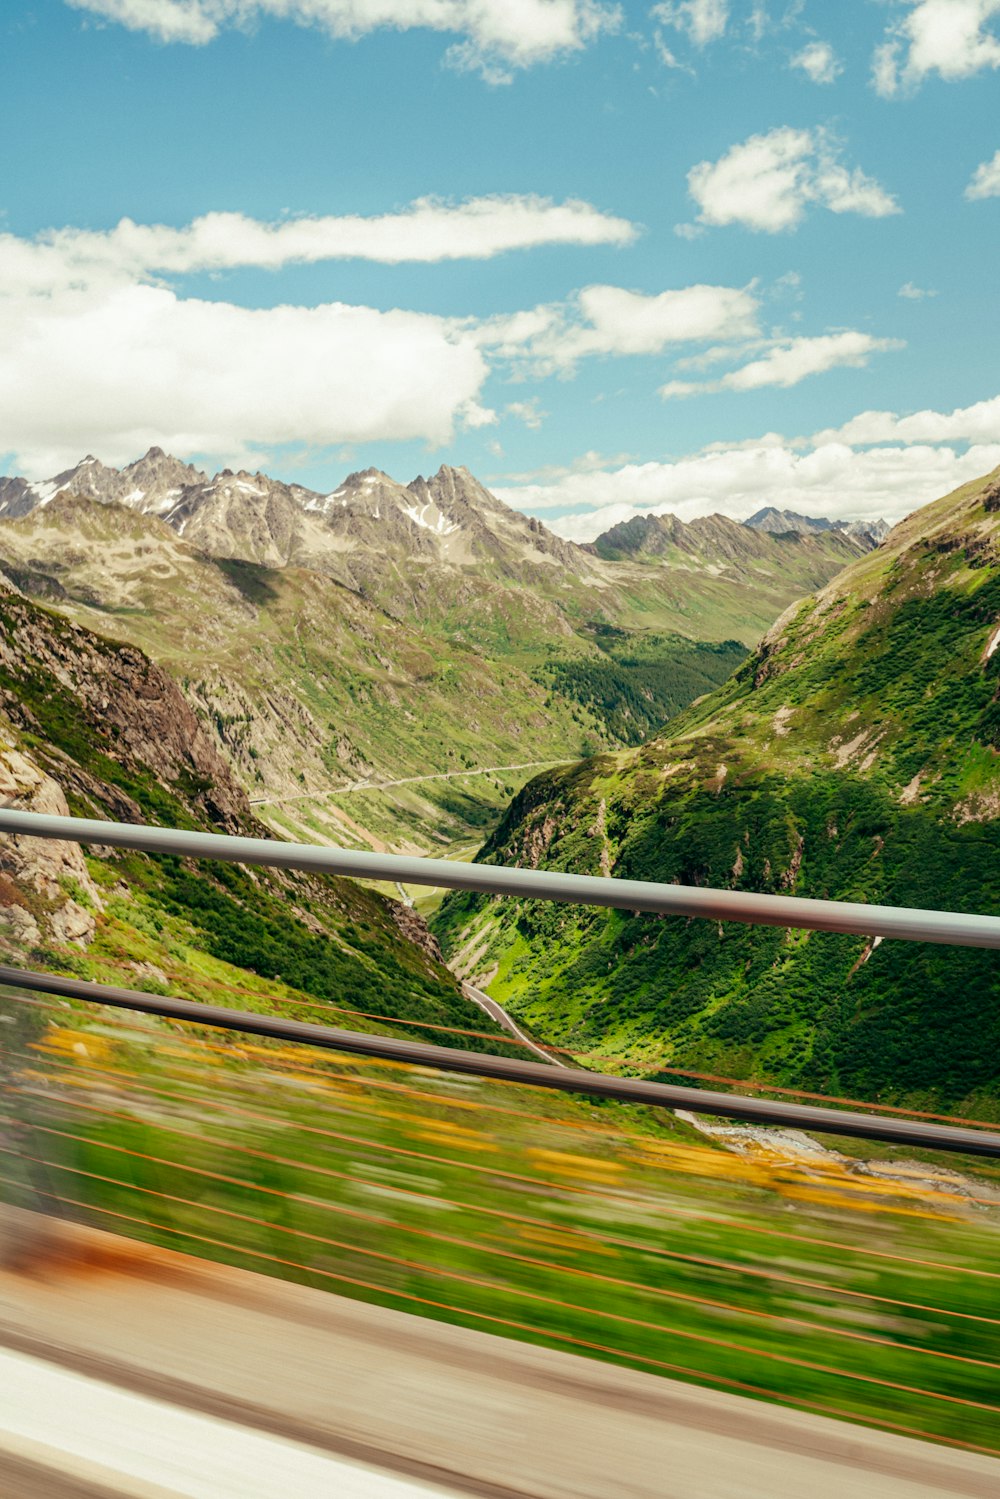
[651, 0, 729, 46]
[560, 283, 758, 361]
[66, 0, 621, 79]
[0, 199, 763, 477]
[0, 196, 643, 473]
[0, 276, 493, 476]
[686, 127, 900, 232]
[873, 1, 1000, 97]
[790, 39, 841, 83]
[652, 31, 686, 69]
[494, 392, 1000, 541]
[477, 282, 760, 372]
[966, 148, 1000, 198]
[898, 281, 938, 298]
[500, 448, 634, 483]
[495, 437, 1000, 540]
[506, 399, 546, 429]
[748, 1, 770, 42]
[2, 197, 637, 291]
[725, 331, 903, 388]
[805, 394, 1000, 448]
[661, 331, 903, 397]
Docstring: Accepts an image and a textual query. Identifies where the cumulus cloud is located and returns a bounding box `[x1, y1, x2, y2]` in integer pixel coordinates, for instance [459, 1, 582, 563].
[873, 0, 1000, 97]
[898, 281, 938, 298]
[496, 438, 1000, 539]
[966, 147, 1000, 199]
[2, 196, 637, 292]
[477, 282, 760, 373]
[651, 0, 729, 47]
[0, 280, 491, 476]
[492, 390, 1000, 540]
[660, 331, 903, 398]
[0, 194, 645, 473]
[0, 198, 766, 476]
[805, 393, 1000, 448]
[66, 0, 621, 80]
[790, 39, 841, 84]
[684, 126, 900, 233]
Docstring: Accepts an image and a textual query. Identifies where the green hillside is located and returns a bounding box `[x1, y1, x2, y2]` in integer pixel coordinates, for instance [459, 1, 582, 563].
[0, 580, 501, 1050]
[434, 468, 1000, 1118]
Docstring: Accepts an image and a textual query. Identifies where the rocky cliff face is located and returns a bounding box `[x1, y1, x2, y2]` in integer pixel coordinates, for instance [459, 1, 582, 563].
[0, 574, 250, 955]
[0, 734, 103, 949]
[0, 582, 249, 832]
[0, 450, 208, 520]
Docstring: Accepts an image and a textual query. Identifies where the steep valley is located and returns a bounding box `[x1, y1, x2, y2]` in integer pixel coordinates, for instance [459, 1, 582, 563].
[5, 464, 1000, 1456]
[434, 467, 1000, 1118]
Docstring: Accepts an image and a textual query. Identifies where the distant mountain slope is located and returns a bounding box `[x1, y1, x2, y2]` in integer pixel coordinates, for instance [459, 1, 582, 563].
[0, 496, 610, 848]
[434, 468, 1000, 1115]
[0, 576, 499, 1047]
[744, 505, 837, 534]
[591, 509, 865, 569]
[745, 506, 890, 547]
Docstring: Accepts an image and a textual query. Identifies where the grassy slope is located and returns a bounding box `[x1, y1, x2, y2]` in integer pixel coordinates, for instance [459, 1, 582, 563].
[434, 469, 1000, 1116]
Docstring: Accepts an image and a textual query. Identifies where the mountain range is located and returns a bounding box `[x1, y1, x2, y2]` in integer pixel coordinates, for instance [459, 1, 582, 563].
[0, 452, 584, 595]
[0, 451, 875, 856]
[4, 443, 1000, 1118]
[0, 449, 886, 569]
[744, 506, 890, 546]
[434, 466, 1000, 1116]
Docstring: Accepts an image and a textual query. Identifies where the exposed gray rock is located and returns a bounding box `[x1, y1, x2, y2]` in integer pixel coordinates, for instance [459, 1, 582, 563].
[0, 734, 103, 948]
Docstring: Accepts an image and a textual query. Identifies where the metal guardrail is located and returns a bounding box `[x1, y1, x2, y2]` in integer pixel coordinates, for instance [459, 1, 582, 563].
[2, 808, 1000, 1155]
[6, 807, 1000, 1459]
[4, 807, 1000, 948]
[3, 962, 1000, 1156]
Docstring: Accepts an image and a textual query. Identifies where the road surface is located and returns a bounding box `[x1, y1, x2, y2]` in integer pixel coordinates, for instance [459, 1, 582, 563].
[3, 1212, 999, 1499]
[0, 1346, 447, 1499]
[463, 981, 569, 1067]
[249, 760, 559, 807]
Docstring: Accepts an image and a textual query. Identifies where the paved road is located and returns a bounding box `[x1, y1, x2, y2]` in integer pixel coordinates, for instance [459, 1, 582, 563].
[249, 760, 559, 807]
[0, 1346, 445, 1499]
[3, 1214, 999, 1499]
[463, 981, 569, 1067]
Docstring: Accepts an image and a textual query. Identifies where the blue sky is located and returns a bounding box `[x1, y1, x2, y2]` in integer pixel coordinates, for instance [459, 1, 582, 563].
[1, 0, 999, 535]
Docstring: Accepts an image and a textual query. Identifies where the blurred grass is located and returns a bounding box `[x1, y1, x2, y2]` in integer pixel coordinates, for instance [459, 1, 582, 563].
[3, 997, 1000, 1456]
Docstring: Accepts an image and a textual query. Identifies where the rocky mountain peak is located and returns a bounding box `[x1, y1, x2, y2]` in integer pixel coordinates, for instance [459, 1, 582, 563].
[745, 505, 836, 535]
[745, 505, 888, 551]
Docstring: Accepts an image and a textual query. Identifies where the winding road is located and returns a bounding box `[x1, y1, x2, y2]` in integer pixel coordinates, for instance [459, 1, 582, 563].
[249, 760, 560, 808]
[463, 981, 569, 1068]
